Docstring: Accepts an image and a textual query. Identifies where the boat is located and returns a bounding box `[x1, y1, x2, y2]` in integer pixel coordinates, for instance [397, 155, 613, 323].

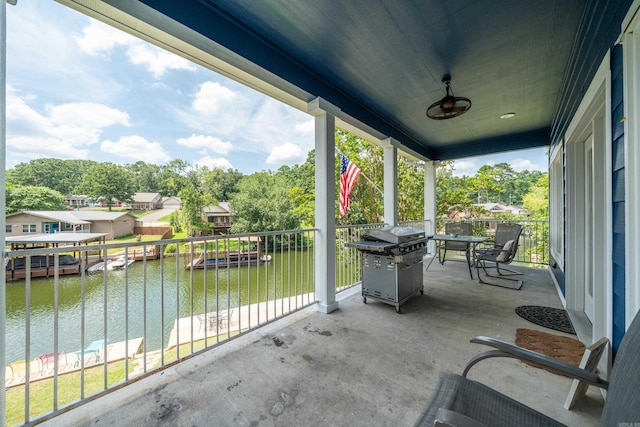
[110, 255, 135, 269]
[5, 254, 81, 281]
[87, 259, 114, 274]
[185, 250, 261, 269]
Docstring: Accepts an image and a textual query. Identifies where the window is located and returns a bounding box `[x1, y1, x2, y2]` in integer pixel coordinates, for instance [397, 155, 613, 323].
[22, 224, 37, 233]
[6, 225, 13, 233]
[549, 150, 563, 268]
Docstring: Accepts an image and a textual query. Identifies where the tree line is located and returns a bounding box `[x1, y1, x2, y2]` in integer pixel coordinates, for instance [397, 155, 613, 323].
[5, 130, 548, 235]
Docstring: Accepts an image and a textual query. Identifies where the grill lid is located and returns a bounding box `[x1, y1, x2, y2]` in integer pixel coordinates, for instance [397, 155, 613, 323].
[361, 226, 425, 244]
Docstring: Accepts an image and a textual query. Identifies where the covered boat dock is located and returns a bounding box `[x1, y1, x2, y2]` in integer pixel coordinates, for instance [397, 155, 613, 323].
[5, 233, 108, 280]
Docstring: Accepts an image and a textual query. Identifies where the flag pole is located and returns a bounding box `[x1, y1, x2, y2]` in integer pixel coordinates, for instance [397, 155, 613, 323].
[335, 148, 383, 196]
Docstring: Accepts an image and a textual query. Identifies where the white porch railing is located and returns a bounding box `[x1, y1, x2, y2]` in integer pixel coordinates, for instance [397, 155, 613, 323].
[4, 229, 316, 425]
[436, 219, 550, 266]
[3, 218, 547, 424]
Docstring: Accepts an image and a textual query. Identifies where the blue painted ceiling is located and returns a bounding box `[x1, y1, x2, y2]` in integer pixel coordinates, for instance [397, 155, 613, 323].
[118, 0, 633, 161]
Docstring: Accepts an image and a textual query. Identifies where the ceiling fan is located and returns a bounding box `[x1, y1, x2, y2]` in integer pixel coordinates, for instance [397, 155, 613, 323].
[426, 76, 472, 120]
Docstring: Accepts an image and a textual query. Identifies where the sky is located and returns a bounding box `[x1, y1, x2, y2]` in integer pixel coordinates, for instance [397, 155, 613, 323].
[4, 1, 547, 177]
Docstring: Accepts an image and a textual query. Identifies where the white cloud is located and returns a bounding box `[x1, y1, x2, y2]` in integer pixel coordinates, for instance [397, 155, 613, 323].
[295, 118, 314, 134]
[178, 84, 314, 166]
[193, 156, 235, 171]
[8, 135, 91, 160]
[510, 158, 541, 172]
[5, 90, 134, 164]
[192, 81, 237, 114]
[126, 43, 196, 78]
[75, 19, 195, 78]
[48, 102, 131, 129]
[75, 20, 135, 56]
[452, 159, 478, 177]
[266, 143, 306, 165]
[176, 134, 233, 154]
[100, 135, 172, 163]
[7, 2, 127, 102]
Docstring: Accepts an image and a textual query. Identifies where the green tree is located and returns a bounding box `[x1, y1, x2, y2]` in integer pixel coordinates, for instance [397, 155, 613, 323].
[204, 167, 243, 201]
[397, 157, 425, 222]
[157, 159, 191, 196]
[436, 161, 474, 218]
[78, 163, 136, 210]
[127, 161, 162, 193]
[6, 184, 66, 213]
[229, 172, 300, 233]
[280, 151, 316, 227]
[178, 167, 215, 236]
[472, 164, 508, 204]
[7, 158, 96, 195]
[522, 174, 549, 218]
[505, 169, 545, 205]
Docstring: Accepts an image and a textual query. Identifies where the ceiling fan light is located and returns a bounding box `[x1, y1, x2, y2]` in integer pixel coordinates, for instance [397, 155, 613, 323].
[440, 96, 456, 111]
[426, 77, 471, 120]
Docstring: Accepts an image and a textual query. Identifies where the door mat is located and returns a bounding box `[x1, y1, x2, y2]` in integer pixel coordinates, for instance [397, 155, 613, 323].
[515, 305, 576, 335]
[515, 328, 585, 375]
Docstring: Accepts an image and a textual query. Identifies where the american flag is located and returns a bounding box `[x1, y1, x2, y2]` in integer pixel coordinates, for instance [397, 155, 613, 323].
[339, 153, 362, 218]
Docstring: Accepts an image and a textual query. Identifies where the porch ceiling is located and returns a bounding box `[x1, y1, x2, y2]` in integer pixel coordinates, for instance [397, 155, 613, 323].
[61, 0, 632, 161]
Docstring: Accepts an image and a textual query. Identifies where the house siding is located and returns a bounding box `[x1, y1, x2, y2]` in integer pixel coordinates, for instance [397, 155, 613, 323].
[611, 43, 625, 352]
[89, 219, 134, 240]
[5, 213, 75, 236]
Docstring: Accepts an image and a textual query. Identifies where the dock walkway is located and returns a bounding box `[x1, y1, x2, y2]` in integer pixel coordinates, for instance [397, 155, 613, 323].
[167, 293, 316, 348]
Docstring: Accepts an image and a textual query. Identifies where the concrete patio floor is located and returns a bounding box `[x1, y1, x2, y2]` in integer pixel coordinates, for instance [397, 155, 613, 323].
[43, 259, 603, 426]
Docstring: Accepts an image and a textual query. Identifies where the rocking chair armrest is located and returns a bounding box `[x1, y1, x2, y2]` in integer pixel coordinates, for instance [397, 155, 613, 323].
[464, 336, 609, 389]
[474, 239, 496, 249]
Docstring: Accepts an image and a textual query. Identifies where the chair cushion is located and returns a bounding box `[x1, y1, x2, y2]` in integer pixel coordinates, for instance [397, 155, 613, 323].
[496, 240, 514, 262]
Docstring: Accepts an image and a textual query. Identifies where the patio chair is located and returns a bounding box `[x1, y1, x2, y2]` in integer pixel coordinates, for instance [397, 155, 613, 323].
[415, 309, 640, 426]
[197, 313, 206, 331]
[7, 358, 41, 383]
[39, 351, 68, 374]
[473, 223, 523, 290]
[218, 308, 234, 331]
[438, 222, 473, 265]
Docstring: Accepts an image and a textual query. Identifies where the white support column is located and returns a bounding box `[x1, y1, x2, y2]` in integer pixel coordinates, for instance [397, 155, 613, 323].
[1, 1, 8, 423]
[307, 98, 340, 313]
[382, 138, 398, 225]
[424, 161, 438, 254]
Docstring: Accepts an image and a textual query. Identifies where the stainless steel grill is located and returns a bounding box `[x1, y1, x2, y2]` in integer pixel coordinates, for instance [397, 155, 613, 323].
[346, 226, 432, 313]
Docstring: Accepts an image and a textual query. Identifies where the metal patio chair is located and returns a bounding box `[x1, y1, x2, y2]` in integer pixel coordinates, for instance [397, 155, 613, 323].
[473, 223, 523, 290]
[438, 222, 473, 265]
[413, 309, 640, 427]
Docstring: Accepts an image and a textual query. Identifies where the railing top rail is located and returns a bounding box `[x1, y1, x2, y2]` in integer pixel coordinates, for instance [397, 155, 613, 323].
[6, 229, 319, 257]
[335, 223, 386, 230]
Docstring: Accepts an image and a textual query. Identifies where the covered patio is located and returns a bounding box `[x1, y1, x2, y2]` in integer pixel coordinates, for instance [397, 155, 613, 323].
[45, 261, 602, 427]
[3, 0, 640, 425]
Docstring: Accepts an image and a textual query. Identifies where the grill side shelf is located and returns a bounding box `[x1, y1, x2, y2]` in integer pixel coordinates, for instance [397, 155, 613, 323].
[345, 240, 397, 253]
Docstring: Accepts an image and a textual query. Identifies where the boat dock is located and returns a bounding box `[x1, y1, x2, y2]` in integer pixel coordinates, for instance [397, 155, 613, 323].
[167, 293, 316, 348]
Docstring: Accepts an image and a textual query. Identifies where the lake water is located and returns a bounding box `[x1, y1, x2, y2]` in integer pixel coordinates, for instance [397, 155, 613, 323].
[5, 250, 315, 364]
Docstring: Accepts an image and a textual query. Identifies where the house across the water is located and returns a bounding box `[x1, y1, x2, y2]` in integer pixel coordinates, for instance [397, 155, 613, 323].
[6, 211, 136, 240]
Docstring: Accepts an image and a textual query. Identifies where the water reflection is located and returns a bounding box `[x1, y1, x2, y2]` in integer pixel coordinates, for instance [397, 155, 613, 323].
[5, 250, 314, 364]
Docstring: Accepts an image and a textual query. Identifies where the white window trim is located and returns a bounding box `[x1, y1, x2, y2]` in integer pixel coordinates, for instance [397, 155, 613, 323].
[563, 52, 612, 341]
[623, 1, 640, 326]
[549, 148, 564, 270]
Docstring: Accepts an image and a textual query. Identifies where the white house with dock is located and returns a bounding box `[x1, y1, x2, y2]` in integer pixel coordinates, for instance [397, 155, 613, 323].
[5, 210, 136, 240]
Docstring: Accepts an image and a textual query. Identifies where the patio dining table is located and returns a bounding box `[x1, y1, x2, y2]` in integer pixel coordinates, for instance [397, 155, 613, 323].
[426, 234, 489, 279]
